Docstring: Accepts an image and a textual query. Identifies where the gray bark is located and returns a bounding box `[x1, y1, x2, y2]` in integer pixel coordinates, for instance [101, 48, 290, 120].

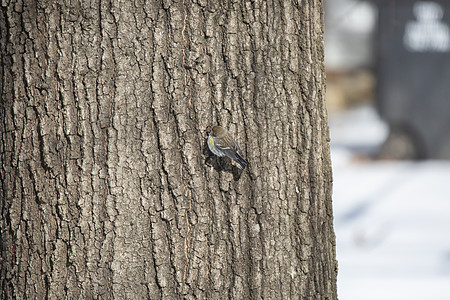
[1, 0, 337, 299]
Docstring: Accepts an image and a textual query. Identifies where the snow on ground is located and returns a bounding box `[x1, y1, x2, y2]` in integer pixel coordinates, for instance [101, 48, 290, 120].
[329, 106, 450, 299]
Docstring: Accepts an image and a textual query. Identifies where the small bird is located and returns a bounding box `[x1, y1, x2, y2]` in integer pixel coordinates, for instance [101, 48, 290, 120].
[207, 125, 248, 170]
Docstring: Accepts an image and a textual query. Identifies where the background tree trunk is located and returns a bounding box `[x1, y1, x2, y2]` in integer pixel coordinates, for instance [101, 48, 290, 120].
[1, 0, 337, 299]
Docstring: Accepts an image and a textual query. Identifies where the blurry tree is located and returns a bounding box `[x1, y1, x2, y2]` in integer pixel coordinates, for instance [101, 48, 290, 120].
[0, 0, 337, 299]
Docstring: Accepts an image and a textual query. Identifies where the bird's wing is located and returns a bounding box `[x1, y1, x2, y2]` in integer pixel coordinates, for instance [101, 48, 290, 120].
[214, 135, 234, 150]
[217, 135, 243, 154]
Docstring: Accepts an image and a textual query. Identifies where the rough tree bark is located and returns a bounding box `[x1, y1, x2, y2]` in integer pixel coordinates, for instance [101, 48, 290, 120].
[1, 0, 337, 299]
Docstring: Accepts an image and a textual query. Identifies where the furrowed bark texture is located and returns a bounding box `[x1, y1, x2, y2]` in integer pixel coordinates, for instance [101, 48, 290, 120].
[1, 0, 337, 299]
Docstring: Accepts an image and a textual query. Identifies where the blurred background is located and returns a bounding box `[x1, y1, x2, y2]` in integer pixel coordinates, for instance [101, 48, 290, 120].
[324, 0, 450, 299]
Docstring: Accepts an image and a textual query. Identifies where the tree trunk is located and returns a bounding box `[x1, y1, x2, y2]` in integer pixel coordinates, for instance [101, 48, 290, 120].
[1, 1, 337, 299]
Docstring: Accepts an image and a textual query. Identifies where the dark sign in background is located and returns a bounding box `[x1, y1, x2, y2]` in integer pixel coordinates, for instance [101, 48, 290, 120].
[376, 0, 450, 159]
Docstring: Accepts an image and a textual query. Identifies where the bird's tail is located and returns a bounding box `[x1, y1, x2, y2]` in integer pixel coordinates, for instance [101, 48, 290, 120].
[234, 153, 248, 170]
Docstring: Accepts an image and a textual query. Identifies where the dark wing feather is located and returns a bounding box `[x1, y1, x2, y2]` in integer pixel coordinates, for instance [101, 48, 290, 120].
[216, 136, 248, 169]
[214, 134, 235, 151]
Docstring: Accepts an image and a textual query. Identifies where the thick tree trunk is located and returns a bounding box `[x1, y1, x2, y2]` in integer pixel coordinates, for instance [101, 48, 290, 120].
[1, 0, 337, 299]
